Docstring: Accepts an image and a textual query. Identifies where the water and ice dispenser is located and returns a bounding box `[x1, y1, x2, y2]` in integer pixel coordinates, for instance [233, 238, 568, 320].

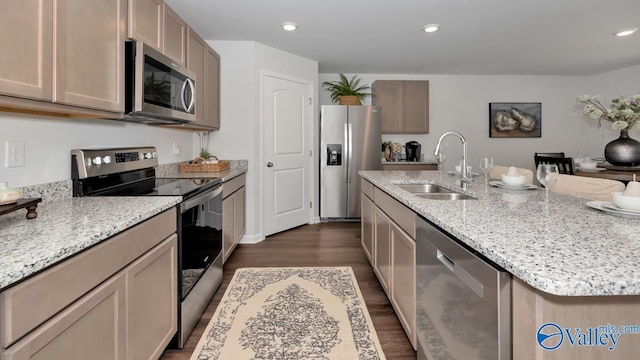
[326, 144, 342, 165]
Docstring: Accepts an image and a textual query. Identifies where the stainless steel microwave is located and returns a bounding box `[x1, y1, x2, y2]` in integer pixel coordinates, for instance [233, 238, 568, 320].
[124, 41, 196, 123]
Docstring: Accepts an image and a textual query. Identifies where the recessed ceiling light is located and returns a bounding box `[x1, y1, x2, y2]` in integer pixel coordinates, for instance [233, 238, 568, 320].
[281, 22, 298, 32]
[615, 28, 637, 37]
[422, 24, 440, 33]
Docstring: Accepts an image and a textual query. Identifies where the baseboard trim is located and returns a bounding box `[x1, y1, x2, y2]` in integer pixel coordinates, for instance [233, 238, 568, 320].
[238, 233, 263, 245]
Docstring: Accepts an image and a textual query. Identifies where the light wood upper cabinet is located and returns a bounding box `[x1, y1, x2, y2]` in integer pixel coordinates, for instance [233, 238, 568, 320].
[54, 0, 126, 112]
[373, 80, 429, 134]
[0, 0, 53, 101]
[162, 5, 186, 66]
[128, 0, 163, 51]
[128, 0, 186, 66]
[187, 29, 221, 129]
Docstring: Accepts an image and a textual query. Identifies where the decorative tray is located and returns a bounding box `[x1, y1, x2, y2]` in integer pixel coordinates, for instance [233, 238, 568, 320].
[179, 156, 230, 173]
[0, 198, 42, 219]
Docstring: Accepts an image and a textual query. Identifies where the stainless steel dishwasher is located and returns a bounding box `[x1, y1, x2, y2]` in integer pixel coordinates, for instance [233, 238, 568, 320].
[416, 215, 512, 360]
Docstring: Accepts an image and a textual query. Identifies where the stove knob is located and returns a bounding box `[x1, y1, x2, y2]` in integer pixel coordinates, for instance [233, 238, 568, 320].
[85, 158, 92, 166]
[102, 156, 112, 164]
[92, 156, 102, 165]
[144, 152, 152, 159]
[152, 152, 157, 158]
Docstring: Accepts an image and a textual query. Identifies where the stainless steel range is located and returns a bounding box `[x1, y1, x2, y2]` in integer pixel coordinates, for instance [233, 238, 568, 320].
[71, 146, 223, 348]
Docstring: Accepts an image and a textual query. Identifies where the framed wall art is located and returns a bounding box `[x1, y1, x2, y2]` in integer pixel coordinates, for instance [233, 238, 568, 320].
[489, 102, 541, 138]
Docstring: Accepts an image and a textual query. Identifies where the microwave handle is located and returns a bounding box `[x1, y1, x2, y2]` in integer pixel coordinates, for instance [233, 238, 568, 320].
[181, 78, 195, 113]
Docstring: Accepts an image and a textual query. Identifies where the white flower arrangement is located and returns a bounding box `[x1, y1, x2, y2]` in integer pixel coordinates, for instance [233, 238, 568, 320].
[577, 94, 640, 131]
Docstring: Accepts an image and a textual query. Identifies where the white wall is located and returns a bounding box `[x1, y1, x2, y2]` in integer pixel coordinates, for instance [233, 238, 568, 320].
[319, 70, 640, 172]
[0, 112, 195, 187]
[207, 41, 318, 242]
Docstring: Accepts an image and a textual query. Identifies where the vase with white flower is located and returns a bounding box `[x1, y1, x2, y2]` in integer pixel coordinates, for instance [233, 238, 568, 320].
[576, 94, 640, 166]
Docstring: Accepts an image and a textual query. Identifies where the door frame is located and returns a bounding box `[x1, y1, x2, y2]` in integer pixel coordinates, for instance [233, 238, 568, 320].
[259, 70, 317, 238]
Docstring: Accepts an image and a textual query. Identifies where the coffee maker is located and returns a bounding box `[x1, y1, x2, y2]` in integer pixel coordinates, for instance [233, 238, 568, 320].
[405, 141, 421, 162]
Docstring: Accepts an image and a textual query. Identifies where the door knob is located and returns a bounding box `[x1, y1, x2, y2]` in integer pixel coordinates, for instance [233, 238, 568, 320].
[267, 162, 273, 167]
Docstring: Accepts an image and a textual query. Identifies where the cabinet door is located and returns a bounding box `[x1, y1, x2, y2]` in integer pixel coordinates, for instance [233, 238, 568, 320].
[163, 4, 186, 66]
[204, 46, 221, 129]
[390, 221, 416, 349]
[54, 0, 126, 112]
[234, 186, 246, 244]
[187, 28, 206, 124]
[126, 235, 177, 360]
[402, 81, 429, 133]
[222, 195, 235, 263]
[128, 0, 163, 51]
[361, 193, 374, 265]
[0, 0, 53, 101]
[2, 274, 126, 360]
[374, 206, 391, 296]
[374, 81, 402, 133]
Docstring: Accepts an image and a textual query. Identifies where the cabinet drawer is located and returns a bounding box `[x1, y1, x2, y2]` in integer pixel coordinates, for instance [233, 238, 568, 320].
[0, 208, 176, 348]
[223, 173, 246, 198]
[374, 187, 415, 238]
[361, 178, 374, 200]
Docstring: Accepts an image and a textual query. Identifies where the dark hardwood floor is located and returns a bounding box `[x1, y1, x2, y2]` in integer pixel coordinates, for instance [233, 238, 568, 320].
[160, 222, 416, 359]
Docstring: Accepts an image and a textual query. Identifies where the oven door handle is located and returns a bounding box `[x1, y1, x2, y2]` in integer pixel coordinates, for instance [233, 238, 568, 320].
[180, 185, 222, 213]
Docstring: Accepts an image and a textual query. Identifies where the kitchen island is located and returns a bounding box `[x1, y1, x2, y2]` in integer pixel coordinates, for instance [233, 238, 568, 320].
[360, 170, 640, 360]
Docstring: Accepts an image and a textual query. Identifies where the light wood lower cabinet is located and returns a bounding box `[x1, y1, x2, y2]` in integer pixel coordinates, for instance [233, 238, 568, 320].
[381, 164, 437, 171]
[362, 178, 417, 349]
[0, 210, 177, 360]
[222, 174, 246, 263]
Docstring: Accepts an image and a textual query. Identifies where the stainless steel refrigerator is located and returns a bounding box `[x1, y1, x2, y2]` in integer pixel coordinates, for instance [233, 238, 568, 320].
[320, 105, 381, 219]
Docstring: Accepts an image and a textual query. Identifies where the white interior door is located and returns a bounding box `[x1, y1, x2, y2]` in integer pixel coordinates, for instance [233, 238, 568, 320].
[263, 74, 311, 236]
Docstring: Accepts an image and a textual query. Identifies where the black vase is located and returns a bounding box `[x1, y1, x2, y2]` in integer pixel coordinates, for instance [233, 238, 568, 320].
[604, 130, 640, 166]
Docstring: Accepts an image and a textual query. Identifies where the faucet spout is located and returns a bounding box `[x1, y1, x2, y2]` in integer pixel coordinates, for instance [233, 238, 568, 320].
[434, 131, 472, 182]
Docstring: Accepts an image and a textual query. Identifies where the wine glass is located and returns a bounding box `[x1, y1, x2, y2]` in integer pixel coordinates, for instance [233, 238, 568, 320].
[479, 157, 493, 185]
[536, 164, 559, 202]
[435, 153, 446, 175]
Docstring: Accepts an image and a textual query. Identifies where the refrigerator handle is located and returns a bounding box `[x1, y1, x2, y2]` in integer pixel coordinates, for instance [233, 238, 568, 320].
[344, 123, 349, 184]
[347, 123, 353, 183]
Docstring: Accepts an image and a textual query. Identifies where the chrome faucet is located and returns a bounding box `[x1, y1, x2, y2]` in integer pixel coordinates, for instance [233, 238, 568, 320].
[433, 131, 473, 182]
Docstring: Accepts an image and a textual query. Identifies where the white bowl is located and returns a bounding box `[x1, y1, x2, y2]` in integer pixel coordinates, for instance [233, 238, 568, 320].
[612, 192, 640, 211]
[580, 162, 598, 170]
[501, 174, 526, 186]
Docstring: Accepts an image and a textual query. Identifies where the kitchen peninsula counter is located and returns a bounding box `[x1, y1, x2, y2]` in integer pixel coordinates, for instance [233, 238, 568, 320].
[0, 196, 181, 290]
[360, 170, 640, 296]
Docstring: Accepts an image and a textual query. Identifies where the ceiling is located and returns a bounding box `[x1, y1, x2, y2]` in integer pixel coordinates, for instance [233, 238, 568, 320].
[165, 0, 640, 76]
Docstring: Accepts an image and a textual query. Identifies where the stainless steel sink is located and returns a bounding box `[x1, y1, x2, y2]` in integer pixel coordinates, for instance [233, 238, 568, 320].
[396, 184, 453, 194]
[415, 193, 475, 200]
[396, 183, 476, 200]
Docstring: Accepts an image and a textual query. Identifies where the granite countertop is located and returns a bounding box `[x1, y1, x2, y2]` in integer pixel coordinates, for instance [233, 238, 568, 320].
[0, 196, 181, 291]
[360, 170, 640, 296]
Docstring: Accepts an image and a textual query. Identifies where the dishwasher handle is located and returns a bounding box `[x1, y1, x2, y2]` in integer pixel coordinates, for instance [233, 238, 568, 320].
[436, 248, 484, 298]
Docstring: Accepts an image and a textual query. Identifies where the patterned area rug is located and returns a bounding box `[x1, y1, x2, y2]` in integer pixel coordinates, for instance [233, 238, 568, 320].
[190, 267, 386, 360]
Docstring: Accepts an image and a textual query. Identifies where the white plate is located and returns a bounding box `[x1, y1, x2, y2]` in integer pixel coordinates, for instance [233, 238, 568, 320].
[577, 167, 605, 173]
[586, 201, 640, 218]
[601, 202, 640, 214]
[489, 181, 538, 190]
[447, 171, 481, 177]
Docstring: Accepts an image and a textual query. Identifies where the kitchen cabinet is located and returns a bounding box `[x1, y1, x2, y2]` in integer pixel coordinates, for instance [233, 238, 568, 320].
[0, 0, 126, 115]
[361, 178, 417, 349]
[0, 209, 177, 359]
[222, 174, 246, 263]
[361, 180, 375, 264]
[372, 80, 429, 134]
[0, 0, 53, 101]
[185, 28, 221, 130]
[128, 0, 186, 66]
[54, 0, 127, 112]
[381, 163, 437, 171]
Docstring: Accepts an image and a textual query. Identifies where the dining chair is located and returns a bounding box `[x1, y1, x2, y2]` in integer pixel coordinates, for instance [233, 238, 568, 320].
[489, 165, 534, 184]
[549, 174, 625, 201]
[534, 155, 575, 175]
[534, 152, 565, 158]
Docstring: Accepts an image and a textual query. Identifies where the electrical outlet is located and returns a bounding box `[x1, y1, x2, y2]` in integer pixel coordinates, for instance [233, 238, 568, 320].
[173, 141, 181, 156]
[5, 141, 25, 168]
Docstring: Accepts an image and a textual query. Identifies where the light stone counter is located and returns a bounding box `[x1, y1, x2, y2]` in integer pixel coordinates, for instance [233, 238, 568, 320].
[0, 196, 181, 290]
[360, 170, 640, 296]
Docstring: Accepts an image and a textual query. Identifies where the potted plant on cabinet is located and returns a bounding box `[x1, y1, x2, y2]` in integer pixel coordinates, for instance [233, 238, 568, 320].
[322, 73, 372, 105]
